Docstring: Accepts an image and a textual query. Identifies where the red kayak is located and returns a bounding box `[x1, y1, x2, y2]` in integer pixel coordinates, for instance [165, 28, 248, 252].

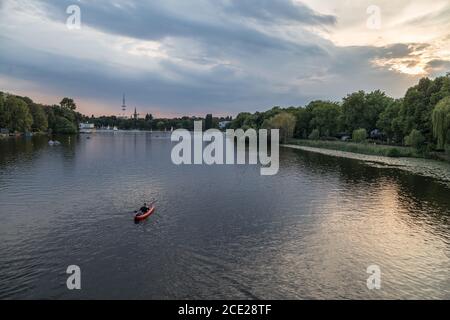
[134, 206, 156, 221]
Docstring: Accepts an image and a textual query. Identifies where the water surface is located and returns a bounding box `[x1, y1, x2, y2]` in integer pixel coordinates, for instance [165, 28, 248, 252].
[0, 133, 449, 299]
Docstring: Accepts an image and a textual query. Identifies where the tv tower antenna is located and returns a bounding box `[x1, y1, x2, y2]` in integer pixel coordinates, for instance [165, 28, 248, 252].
[121, 94, 127, 118]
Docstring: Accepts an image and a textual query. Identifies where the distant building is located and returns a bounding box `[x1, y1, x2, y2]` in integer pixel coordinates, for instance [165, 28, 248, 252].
[218, 121, 231, 130]
[370, 129, 384, 140]
[79, 122, 95, 134]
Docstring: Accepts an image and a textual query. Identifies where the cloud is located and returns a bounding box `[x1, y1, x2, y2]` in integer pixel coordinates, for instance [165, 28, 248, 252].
[0, 0, 449, 116]
[221, 0, 336, 26]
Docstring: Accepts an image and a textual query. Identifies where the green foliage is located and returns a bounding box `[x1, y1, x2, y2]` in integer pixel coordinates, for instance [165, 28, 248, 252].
[400, 76, 450, 141]
[307, 100, 341, 137]
[30, 104, 48, 132]
[342, 90, 392, 133]
[225, 74, 450, 158]
[230, 112, 252, 129]
[0, 93, 81, 134]
[352, 128, 367, 143]
[265, 112, 296, 143]
[432, 97, 450, 149]
[205, 114, 213, 130]
[0, 93, 10, 129]
[447, 130, 450, 154]
[1, 73, 449, 155]
[53, 116, 77, 134]
[91, 114, 228, 131]
[386, 148, 401, 158]
[290, 139, 418, 158]
[376, 100, 403, 142]
[404, 129, 425, 150]
[6, 96, 33, 132]
[308, 128, 320, 140]
[294, 107, 311, 139]
[156, 121, 166, 131]
[60, 97, 76, 111]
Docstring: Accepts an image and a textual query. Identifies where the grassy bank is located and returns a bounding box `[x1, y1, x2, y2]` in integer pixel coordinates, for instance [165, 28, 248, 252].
[287, 139, 421, 158]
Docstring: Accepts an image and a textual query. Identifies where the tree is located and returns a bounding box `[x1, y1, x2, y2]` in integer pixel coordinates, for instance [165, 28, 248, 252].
[308, 129, 320, 140]
[294, 107, 312, 139]
[405, 129, 425, 150]
[0, 93, 10, 129]
[352, 128, 367, 143]
[230, 112, 253, 129]
[205, 114, 213, 130]
[432, 97, 450, 149]
[400, 76, 450, 141]
[156, 121, 166, 131]
[341, 91, 366, 133]
[53, 116, 77, 134]
[377, 100, 403, 142]
[307, 100, 341, 137]
[60, 97, 76, 110]
[6, 96, 33, 132]
[266, 112, 296, 143]
[342, 90, 392, 134]
[365, 90, 393, 129]
[30, 104, 48, 132]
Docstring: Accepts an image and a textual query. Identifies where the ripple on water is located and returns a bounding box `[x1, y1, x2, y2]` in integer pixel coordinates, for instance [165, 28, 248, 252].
[0, 134, 449, 299]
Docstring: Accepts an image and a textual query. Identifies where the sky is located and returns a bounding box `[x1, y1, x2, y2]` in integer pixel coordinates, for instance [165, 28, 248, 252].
[0, 0, 449, 117]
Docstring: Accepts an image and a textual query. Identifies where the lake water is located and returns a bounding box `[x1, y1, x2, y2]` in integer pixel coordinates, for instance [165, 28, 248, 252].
[0, 132, 449, 299]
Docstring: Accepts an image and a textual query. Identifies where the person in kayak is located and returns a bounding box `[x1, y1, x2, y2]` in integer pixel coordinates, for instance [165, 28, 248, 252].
[139, 203, 149, 215]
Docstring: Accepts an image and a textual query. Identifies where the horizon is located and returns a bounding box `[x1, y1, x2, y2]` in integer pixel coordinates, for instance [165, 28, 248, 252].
[3, 71, 449, 119]
[1, 1, 449, 117]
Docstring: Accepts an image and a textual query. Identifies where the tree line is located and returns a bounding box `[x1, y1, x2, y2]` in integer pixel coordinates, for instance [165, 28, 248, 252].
[89, 114, 231, 131]
[229, 74, 450, 152]
[0, 91, 232, 134]
[0, 93, 83, 134]
[2, 73, 450, 153]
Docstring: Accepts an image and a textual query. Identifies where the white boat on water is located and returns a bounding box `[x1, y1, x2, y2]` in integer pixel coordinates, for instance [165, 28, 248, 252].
[48, 140, 61, 146]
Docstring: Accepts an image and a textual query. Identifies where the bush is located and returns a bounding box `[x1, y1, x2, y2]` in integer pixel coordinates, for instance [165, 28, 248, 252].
[446, 131, 450, 154]
[386, 148, 401, 157]
[308, 128, 320, 140]
[352, 128, 367, 143]
[404, 129, 425, 150]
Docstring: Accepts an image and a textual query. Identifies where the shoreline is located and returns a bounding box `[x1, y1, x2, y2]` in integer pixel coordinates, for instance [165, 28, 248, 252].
[282, 144, 450, 186]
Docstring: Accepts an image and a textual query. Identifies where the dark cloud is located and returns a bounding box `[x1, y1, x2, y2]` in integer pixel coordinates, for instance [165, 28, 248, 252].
[371, 43, 429, 59]
[427, 59, 450, 68]
[426, 59, 450, 77]
[0, 0, 438, 115]
[0, 34, 312, 114]
[221, 0, 336, 25]
[39, 0, 330, 53]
